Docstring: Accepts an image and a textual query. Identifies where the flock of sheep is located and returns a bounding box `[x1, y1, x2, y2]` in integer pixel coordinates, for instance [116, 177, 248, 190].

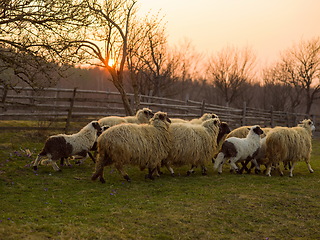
[31, 107, 316, 182]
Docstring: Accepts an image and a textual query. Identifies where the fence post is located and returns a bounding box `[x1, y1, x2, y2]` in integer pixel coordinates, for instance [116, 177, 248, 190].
[65, 88, 77, 134]
[1, 85, 8, 112]
[242, 101, 247, 125]
[270, 105, 274, 127]
[200, 100, 205, 116]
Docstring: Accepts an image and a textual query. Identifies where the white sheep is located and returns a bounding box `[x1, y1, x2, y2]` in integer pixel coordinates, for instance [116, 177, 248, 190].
[214, 125, 264, 174]
[265, 119, 315, 177]
[224, 126, 271, 174]
[92, 112, 171, 183]
[162, 117, 220, 176]
[32, 121, 102, 171]
[98, 108, 153, 126]
[66, 125, 110, 165]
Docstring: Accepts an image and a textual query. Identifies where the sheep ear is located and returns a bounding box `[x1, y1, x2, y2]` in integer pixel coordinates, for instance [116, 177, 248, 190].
[247, 127, 250, 131]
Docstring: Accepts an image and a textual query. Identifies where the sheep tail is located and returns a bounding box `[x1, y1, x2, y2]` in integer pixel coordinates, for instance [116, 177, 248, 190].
[213, 152, 225, 170]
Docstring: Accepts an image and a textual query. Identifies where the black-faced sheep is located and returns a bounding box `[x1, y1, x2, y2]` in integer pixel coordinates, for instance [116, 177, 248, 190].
[162, 118, 221, 176]
[32, 121, 102, 171]
[265, 119, 315, 177]
[92, 112, 171, 183]
[98, 108, 154, 126]
[214, 125, 264, 174]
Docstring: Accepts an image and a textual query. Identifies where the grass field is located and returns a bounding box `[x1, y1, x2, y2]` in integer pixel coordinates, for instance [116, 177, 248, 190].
[1, 122, 320, 239]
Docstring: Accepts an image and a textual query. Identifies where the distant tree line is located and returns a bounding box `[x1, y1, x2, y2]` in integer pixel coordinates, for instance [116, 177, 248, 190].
[1, 0, 320, 116]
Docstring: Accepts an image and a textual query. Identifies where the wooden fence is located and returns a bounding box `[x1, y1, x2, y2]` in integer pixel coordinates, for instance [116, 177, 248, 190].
[0, 86, 318, 133]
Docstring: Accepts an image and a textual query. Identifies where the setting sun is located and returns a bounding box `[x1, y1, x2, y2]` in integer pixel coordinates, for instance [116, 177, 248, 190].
[108, 58, 115, 67]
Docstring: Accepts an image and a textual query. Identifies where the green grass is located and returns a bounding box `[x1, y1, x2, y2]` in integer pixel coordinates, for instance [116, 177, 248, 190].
[1, 123, 320, 239]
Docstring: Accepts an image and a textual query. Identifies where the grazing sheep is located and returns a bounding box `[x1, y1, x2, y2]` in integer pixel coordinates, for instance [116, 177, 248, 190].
[162, 118, 221, 176]
[265, 119, 315, 177]
[98, 108, 153, 126]
[214, 125, 264, 174]
[92, 112, 171, 183]
[32, 121, 102, 171]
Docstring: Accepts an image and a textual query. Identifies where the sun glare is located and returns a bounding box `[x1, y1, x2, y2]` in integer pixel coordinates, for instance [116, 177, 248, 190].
[108, 58, 115, 67]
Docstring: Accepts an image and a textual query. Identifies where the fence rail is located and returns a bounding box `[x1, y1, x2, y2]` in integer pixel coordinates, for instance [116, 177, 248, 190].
[0, 86, 318, 133]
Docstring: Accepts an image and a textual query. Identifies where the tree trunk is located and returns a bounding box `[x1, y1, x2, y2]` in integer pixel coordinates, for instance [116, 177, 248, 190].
[108, 67, 134, 116]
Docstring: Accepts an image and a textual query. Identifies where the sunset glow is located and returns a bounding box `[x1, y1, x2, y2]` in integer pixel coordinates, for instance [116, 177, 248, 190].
[138, 0, 320, 65]
[107, 58, 115, 67]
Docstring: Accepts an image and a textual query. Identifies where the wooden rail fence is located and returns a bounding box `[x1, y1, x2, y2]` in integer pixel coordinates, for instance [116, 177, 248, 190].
[0, 86, 318, 133]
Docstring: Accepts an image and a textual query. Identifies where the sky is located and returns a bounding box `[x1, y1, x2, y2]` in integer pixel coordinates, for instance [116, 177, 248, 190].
[137, 0, 320, 66]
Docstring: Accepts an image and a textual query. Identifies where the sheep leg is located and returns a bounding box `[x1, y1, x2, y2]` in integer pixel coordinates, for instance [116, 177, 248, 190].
[91, 160, 106, 183]
[60, 157, 65, 166]
[87, 152, 96, 163]
[214, 152, 226, 174]
[201, 166, 207, 176]
[115, 165, 131, 182]
[305, 161, 314, 173]
[51, 161, 62, 171]
[288, 162, 297, 177]
[33, 154, 45, 170]
[163, 163, 175, 176]
[265, 163, 272, 177]
[229, 157, 240, 173]
[145, 168, 156, 180]
[187, 165, 196, 176]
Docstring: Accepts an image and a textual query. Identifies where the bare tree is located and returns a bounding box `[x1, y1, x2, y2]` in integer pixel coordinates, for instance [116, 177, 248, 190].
[262, 62, 303, 112]
[207, 46, 257, 107]
[67, 0, 137, 115]
[0, 0, 89, 88]
[280, 37, 320, 115]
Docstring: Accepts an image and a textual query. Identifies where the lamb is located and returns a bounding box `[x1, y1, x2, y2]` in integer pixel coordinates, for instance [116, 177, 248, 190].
[162, 117, 221, 176]
[224, 126, 271, 173]
[98, 108, 153, 127]
[91, 112, 172, 183]
[264, 119, 315, 177]
[67, 125, 110, 165]
[214, 125, 264, 174]
[32, 121, 102, 171]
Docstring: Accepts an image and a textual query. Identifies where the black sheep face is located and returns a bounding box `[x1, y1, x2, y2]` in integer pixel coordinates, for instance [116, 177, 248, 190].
[92, 121, 102, 135]
[252, 126, 264, 136]
[157, 113, 171, 124]
[144, 109, 154, 118]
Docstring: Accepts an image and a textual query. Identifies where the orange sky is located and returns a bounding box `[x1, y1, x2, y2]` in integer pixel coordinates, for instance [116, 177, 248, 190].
[138, 0, 320, 66]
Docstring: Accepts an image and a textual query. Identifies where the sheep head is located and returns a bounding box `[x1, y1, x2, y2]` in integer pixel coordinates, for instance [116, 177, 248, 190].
[299, 119, 316, 132]
[251, 125, 264, 136]
[151, 112, 171, 128]
[91, 121, 102, 136]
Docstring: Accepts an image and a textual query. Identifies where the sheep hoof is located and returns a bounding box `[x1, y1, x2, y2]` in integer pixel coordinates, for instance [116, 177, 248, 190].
[310, 170, 314, 173]
[255, 169, 261, 174]
[99, 177, 106, 184]
[124, 175, 131, 182]
[202, 172, 207, 176]
[171, 173, 175, 177]
[33, 166, 38, 171]
[145, 174, 155, 180]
